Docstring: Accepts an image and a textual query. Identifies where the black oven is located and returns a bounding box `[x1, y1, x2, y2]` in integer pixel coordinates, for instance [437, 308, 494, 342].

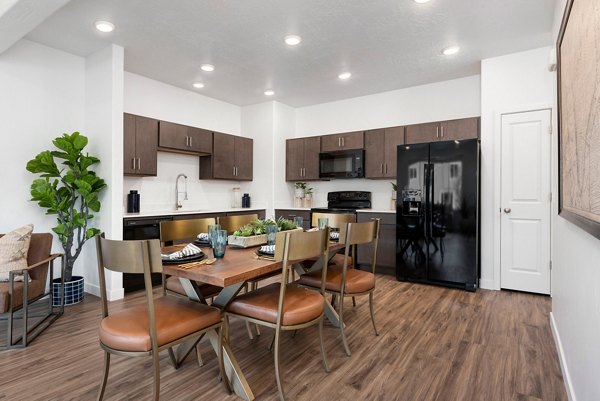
[319, 149, 364, 179]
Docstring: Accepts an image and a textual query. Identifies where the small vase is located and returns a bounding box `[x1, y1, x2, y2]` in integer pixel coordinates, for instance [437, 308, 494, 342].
[391, 191, 397, 211]
[294, 188, 305, 198]
[303, 195, 312, 208]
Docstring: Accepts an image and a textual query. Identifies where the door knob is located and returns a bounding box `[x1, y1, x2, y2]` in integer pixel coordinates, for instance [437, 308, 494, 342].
[503, 208, 511, 213]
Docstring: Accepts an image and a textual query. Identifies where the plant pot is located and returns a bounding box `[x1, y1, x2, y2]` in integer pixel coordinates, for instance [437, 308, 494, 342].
[294, 188, 305, 198]
[53, 276, 84, 307]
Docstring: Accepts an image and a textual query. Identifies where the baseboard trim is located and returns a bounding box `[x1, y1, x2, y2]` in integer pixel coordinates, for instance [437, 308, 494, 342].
[84, 283, 124, 301]
[479, 278, 495, 290]
[550, 312, 577, 401]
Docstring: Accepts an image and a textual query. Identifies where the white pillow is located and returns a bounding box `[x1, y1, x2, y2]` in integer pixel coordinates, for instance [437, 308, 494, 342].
[0, 224, 34, 282]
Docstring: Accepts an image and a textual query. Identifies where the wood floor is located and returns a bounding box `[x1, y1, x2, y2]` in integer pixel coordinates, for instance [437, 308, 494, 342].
[0, 274, 567, 401]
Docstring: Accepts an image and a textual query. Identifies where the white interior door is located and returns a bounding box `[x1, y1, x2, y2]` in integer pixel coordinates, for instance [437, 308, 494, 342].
[500, 110, 551, 294]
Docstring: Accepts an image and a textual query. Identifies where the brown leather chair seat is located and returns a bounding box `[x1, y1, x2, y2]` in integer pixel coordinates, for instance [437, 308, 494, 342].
[0, 280, 45, 313]
[99, 296, 221, 352]
[299, 267, 375, 294]
[227, 283, 324, 326]
[165, 276, 221, 298]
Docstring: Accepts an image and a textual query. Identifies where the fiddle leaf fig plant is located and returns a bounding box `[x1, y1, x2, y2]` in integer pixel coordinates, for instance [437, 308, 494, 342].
[26, 132, 107, 282]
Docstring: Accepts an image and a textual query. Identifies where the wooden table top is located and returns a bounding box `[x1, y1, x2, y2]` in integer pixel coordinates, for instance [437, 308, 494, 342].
[162, 242, 344, 288]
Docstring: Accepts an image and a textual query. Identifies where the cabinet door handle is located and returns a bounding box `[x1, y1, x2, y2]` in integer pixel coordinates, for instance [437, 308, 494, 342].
[436, 126, 439, 139]
[303, 167, 306, 177]
[380, 163, 383, 174]
[441, 126, 444, 138]
[385, 164, 388, 174]
[342, 137, 345, 147]
[132, 158, 136, 170]
[338, 137, 341, 147]
[137, 158, 141, 170]
[189, 136, 193, 147]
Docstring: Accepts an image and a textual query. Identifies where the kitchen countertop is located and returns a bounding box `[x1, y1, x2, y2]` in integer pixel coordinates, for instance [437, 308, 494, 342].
[356, 209, 396, 214]
[274, 207, 312, 211]
[123, 207, 266, 219]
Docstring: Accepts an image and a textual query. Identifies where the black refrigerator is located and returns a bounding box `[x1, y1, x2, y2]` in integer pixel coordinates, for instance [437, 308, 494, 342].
[396, 139, 480, 291]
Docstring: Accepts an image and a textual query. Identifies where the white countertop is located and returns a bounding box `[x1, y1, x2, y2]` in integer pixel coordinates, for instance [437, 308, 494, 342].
[356, 209, 396, 214]
[123, 207, 266, 219]
[275, 207, 312, 211]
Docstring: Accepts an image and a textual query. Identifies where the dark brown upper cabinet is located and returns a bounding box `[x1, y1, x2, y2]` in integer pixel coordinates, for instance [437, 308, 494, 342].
[123, 113, 158, 176]
[286, 137, 321, 181]
[405, 117, 479, 144]
[199, 132, 253, 181]
[365, 126, 405, 179]
[320, 131, 364, 152]
[159, 121, 212, 155]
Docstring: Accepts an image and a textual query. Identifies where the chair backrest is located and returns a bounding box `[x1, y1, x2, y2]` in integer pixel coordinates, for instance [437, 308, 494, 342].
[339, 219, 380, 275]
[95, 234, 162, 317]
[273, 229, 330, 327]
[310, 213, 356, 229]
[218, 214, 259, 233]
[160, 218, 216, 245]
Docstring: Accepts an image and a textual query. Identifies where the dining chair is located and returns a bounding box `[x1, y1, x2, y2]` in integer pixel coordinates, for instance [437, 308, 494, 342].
[225, 229, 331, 401]
[217, 214, 259, 233]
[298, 219, 380, 356]
[0, 232, 64, 349]
[95, 234, 230, 401]
[159, 218, 221, 300]
[310, 212, 356, 269]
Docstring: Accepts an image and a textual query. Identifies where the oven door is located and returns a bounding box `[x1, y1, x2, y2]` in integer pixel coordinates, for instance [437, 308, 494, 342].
[319, 150, 364, 179]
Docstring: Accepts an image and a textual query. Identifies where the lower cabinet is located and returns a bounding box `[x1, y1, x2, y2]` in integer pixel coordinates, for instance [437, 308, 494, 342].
[226, 210, 266, 220]
[275, 209, 311, 231]
[357, 212, 396, 273]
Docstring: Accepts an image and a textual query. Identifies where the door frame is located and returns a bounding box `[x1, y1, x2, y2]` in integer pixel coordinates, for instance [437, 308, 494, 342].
[492, 103, 554, 292]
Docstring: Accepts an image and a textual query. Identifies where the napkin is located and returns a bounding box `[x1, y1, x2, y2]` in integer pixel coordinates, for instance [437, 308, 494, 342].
[197, 233, 209, 241]
[259, 245, 275, 255]
[162, 243, 202, 260]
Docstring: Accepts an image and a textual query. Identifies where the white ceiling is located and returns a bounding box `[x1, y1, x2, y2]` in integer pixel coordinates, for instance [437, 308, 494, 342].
[25, 0, 556, 107]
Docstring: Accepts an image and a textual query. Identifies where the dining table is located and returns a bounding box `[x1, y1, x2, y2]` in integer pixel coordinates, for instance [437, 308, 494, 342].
[162, 240, 345, 401]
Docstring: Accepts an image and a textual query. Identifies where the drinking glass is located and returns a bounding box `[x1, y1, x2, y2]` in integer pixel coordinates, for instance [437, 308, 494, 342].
[208, 224, 221, 247]
[318, 217, 329, 230]
[266, 225, 278, 245]
[293, 216, 303, 229]
[212, 229, 227, 259]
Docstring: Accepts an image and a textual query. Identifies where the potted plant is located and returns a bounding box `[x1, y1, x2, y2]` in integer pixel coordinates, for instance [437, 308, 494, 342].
[229, 218, 300, 247]
[304, 186, 314, 208]
[294, 182, 307, 198]
[26, 132, 107, 306]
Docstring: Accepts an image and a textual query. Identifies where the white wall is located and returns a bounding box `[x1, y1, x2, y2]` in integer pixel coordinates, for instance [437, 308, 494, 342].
[0, 39, 85, 275]
[82, 44, 125, 300]
[290, 76, 481, 210]
[550, 0, 600, 400]
[480, 47, 555, 290]
[123, 73, 265, 213]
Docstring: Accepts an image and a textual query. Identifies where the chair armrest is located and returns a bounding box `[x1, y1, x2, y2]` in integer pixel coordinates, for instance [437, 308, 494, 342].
[9, 253, 64, 275]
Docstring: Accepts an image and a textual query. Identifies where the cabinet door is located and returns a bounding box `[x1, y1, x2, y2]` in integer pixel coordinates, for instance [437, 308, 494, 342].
[135, 115, 158, 176]
[364, 129, 385, 178]
[286, 138, 304, 181]
[340, 131, 364, 150]
[188, 127, 212, 154]
[384, 126, 405, 178]
[440, 117, 479, 141]
[158, 121, 189, 151]
[234, 136, 253, 181]
[405, 122, 440, 144]
[212, 132, 235, 179]
[123, 113, 137, 175]
[303, 137, 321, 180]
[356, 213, 396, 270]
[275, 209, 311, 230]
[320, 134, 342, 152]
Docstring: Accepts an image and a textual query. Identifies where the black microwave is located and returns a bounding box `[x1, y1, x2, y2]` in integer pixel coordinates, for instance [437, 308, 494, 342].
[319, 149, 364, 179]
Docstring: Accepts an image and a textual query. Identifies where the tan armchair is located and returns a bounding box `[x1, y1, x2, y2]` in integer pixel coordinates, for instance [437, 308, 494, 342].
[0, 233, 64, 349]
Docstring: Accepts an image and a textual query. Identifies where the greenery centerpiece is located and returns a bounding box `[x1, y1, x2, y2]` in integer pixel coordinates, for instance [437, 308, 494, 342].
[229, 218, 299, 248]
[26, 132, 107, 283]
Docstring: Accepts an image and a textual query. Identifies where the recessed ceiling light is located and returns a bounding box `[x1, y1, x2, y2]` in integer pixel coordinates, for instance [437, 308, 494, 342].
[284, 35, 302, 46]
[95, 21, 115, 33]
[338, 72, 352, 80]
[193, 82, 204, 89]
[264, 90, 275, 96]
[414, 0, 431, 3]
[200, 64, 215, 72]
[442, 46, 460, 56]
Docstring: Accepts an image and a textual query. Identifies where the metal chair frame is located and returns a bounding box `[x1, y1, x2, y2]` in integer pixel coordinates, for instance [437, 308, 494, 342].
[300, 219, 380, 356]
[95, 234, 230, 401]
[224, 229, 331, 401]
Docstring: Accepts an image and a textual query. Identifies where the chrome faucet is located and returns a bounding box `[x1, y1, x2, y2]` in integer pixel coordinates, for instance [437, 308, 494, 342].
[176, 173, 188, 209]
